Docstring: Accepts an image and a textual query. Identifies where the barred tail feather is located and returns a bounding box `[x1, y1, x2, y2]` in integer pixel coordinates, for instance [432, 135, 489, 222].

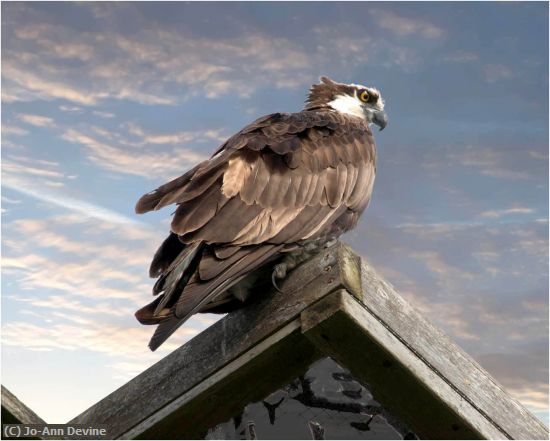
[148, 244, 283, 351]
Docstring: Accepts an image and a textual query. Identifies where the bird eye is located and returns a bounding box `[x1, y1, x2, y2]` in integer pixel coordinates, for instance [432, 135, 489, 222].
[359, 90, 370, 103]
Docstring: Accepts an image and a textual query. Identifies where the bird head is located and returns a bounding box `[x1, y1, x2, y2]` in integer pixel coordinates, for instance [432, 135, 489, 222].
[305, 76, 388, 130]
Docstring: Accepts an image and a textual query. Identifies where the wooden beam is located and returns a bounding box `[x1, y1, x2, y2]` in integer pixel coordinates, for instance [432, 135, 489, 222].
[69, 243, 548, 440]
[70, 243, 347, 439]
[1, 385, 45, 425]
[301, 291, 499, 439]
[125, 320, 320, 439]
[301, 246, 549, 440]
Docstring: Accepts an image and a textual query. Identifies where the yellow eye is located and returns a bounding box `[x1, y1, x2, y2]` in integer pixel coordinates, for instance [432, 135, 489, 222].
[359, 90, 370, 103]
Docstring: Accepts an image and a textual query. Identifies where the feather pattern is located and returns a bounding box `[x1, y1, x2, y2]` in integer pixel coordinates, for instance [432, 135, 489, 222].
[136, 107, 378, 350]
[148, 244, 283, 351]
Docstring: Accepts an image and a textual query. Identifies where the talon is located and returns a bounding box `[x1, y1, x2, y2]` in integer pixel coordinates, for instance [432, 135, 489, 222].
[271, 270, 284, 293]
[274, 263, 288, 278]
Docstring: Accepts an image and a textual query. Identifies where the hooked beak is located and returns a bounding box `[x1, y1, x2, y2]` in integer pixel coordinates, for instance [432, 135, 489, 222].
[372, 110, 388, 131]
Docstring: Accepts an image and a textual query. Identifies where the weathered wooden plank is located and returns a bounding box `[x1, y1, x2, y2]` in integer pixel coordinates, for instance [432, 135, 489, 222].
[302, 246, 549, 440]
[347, 247, 548, 440]
[1, 385, 46, 425]
[124, 320, 321, 439]
[69, 242, 547, 440]
[301, 291, 504, 439]
[70, 243, 345, 438]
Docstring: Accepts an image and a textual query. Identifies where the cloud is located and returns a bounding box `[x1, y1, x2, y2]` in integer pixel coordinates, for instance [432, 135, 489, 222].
[12, 295, 130, 318]
[125, 122, 227, 146]
[483, 64, 514, 83]
[1, 209, 222, 381]
[442, 51, 479, 63]
[1, 320, 183, 355]
[62, 127, 208, 180]
[2, 214, 156, 310]
[2, 20, 314, 105]
[1, 6, 433, 107]
[475, 352, 548, 413]
[479, 207, 536, 219]
[2, 64, 102, 105]
[529, 150, 549, 160]
[3, 155, 65, 179]
[352, 214, 548, 358]
[2, 155, 141, 225]
[2, 196, 22, 204]
[447, 147, 533, 180]
[17, 113, 56, 128]
[312, 25, 425, 72]
[370, 9, 444, 39]
[92, 110, 115, 118]
[408, 250, 476, 288]
[2, 140, 26, 150]
[3, 253, 146, 303]
[14, 24, 96, 62]
[2, 124, 29, 136]
[59, 105, 82, 113]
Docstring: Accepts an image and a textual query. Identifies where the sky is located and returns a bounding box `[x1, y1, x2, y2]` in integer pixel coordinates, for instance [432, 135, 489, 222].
[1, 1, 548, 426]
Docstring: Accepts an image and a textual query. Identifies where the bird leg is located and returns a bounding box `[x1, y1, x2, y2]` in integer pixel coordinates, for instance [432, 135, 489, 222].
[271, 246, 320, 293]
[322, 238, 338, 249]
[271, 262, 288, 293]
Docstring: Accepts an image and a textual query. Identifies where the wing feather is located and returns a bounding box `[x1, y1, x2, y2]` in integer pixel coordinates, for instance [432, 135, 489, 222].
[171, 183, 226, 234]
[294, 172, 313, 206]
[343, 163, 359, 200]
[136, 110, 378, 350]
[148, 244, 283, 351]
[310, 169, 328, 206]
[135, 163, 201, 214]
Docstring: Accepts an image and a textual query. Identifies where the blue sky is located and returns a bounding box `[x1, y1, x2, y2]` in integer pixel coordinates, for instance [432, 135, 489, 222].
[1, 1, 548, 425]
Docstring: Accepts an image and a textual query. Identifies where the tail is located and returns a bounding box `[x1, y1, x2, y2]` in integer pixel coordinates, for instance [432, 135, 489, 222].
[135, 237, 203, 325]
[136, 240, 284, 351]
[148, 244, 283, 351]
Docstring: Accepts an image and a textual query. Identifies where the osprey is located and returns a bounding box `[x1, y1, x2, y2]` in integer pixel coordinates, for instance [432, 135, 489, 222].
[135, 76, 387, 351]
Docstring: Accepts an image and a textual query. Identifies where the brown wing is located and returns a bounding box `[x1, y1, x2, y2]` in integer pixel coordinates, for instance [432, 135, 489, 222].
[147, 243, 284, 351]
[136, 111, 376, 245]
[135, 111, 376, 350]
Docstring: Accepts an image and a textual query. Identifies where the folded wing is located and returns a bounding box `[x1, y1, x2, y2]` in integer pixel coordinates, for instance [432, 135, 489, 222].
[135, 111, 376, 350]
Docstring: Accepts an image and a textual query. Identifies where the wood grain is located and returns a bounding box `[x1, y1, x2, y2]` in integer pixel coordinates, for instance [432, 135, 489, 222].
[68, 243, 548, 440]
[1, 386, 46, 425]
[69, 243, 345, 438]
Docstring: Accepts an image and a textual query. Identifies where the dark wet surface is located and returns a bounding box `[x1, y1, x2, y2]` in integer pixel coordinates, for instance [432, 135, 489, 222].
[206, 357, 418, 440]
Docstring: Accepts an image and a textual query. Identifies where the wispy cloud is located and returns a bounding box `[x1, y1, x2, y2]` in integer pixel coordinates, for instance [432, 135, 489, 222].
[3, 215, 155, 308]
[3, 156, 140, 225]
[1, 211, 215, 380]
[125, 122, 227, 146]
[1, 320, 182, 356]
[1, 7, 436, 108]
[62, 127, 208, 179]
[370, 9, 444, 39]
[483, 64, 514, 83]
[59, 105, 82, 113]
[2, 123, 29, 136]
[447, 147, 533, 180]
[479, 207, 536, 219]
[17, 113, 56, 128]
[2, 195, 22, 205]
[409, 250, 475, 283]
[92, 110, 115, 119]
[2, 21, 314, 105]
[443, 51, 479, 63]
[2, 64, 102, 105]
[475, 352, 548, 415]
